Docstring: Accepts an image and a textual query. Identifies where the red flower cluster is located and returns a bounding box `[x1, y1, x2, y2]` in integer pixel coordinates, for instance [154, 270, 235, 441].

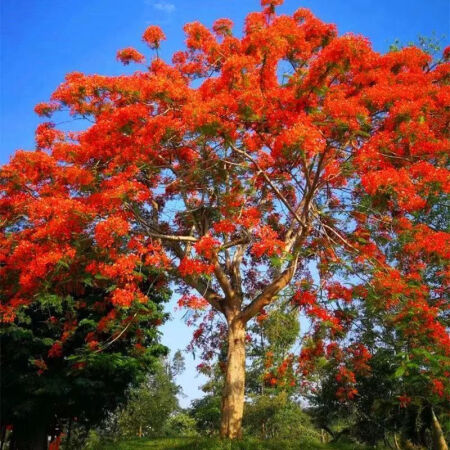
[251, 226, 284, 258]
[95, 216, 129, 248]
[194, 234, 220, 259]
[177, 294, 209, 310]
[48, 341, 63, 359]
[178, 257, 214, 277]
[117, 47, 145, 65]
[142, 25, 166, 49]
[335, 366, 358, 402]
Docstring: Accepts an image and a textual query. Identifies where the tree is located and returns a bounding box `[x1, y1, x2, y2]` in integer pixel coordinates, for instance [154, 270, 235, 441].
[1, 0, 449, 439]
[241, 301, 320, 442]
[246, 304, 300, 394]
[309, 180, 450, 448]
[0, 224, 169, 450]
[0, 104, 169, 448]
[243, 391, 319, 441]
[0, 274, 169, 449]
[190, 396, 222, 437]
[115, 352, 184, 438]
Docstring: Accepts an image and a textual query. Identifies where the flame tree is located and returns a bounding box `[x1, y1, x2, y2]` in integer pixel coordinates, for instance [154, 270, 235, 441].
[0, 144, 170, 448]
[1, 0, 448, 440]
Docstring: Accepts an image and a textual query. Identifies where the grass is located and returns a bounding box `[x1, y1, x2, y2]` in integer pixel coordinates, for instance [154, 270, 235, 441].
[94, 436, 378, 450]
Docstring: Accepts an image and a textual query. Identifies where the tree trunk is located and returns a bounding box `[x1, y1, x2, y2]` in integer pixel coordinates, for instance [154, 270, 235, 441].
[431, 408, 448, 450]
[393, 433, 400, 450]
[220, 318, 246, 439]
[0, 426, 6, 450]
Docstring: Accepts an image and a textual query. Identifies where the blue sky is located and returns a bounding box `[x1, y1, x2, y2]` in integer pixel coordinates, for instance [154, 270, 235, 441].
[1, 0, 449, 406]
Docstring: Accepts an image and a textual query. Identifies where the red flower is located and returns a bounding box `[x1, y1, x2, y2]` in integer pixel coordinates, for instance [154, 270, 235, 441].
[293, 290, 316, 307]
[256, 309, 268, 323]
[49, 433, 63, 450]
[178, 257, 214, 277]
[177, 294, 209, 310]
[212, 18, 233, 37]
[398, 395, 411, 408]
[117, 47, 145, 65]
[213, 220, 236, 234]
[48, 341, 63, 358]
[194, 234, 220, 259]
[261, 0, 284, 6]
[431, 379, 444, 397]
[193, 326, 204, 340]
[34, 101, 59, 117]
[142, 25, 166, 49]
[95, 216, 129, 248]
[251, 226, 284, 258]
[87, 340, 99, 351]
[110, 288, 135, 307]
[33, 358, 48, 375]
[443, 46, 450, 61]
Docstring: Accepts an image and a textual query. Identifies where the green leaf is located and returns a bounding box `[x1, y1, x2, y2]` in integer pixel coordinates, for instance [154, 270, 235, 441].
[270, 256, 282, 268]
[41, 337, 54, 346]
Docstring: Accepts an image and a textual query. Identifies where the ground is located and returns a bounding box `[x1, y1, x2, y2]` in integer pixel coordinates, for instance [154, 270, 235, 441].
[96, 437, 383, 449]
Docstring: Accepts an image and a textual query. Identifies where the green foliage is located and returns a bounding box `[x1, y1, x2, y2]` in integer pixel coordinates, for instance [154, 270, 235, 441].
[389, 33, 446, 59]
[244, 392, 320, 441]
[162, 412, 198, 437]
[189, 395, 222, 436]
[94, 436, 377, 449]
[260, 309, 299, 355]
[115, 356, 182, 438]
[247, 305, 299, 395]
[0, 280, 170, 446]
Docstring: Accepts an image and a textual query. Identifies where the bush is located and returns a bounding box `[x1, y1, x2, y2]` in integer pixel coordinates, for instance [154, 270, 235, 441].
[162, 412, 198, 437]
[244, 392, 321, 441]
[190, 395, 222, 436]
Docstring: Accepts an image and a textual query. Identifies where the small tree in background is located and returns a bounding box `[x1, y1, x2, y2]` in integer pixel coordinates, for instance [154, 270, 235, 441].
[0, 266, 169, 449]
[115, 352, 184, 438]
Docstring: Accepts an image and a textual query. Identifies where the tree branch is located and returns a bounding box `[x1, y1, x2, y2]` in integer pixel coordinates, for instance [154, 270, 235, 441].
[238, 252, 300, 323]
[229, 143, 307, 228]
[238, 224, 309, 323]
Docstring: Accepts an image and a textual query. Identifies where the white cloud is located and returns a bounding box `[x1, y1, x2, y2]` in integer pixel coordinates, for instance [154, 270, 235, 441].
[153, 1, 175, 13]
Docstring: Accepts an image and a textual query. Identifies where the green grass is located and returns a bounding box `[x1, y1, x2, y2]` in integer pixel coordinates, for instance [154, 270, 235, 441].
[94, 436, 377, 450]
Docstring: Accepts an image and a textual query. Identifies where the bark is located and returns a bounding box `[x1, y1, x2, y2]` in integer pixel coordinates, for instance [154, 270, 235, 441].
[0, 426, 6, 450]
[220, 317, 246, 439]
[66, 418, 72, 447]
[393, 433, 400, 450]
[431, 408, 448, 450]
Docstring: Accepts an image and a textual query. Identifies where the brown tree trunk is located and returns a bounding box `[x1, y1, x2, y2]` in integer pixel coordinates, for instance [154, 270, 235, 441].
[393, 433, 401, 450]
[220, 317, 246, 439]
[431, 408, 448, 450]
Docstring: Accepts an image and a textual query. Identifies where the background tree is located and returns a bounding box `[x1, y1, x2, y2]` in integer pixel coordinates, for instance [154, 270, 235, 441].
[308, 183, 450, 448]
[189, 396, 222, 437]
[0, 119, 170, 449]
[0, 269, 169, 450]
[1, 0, 448, 440]
[246, 304, 299, 394]
[115, 352, 184, 438]
[243, 306, 318, 442]
[305, 39, 450, 450]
